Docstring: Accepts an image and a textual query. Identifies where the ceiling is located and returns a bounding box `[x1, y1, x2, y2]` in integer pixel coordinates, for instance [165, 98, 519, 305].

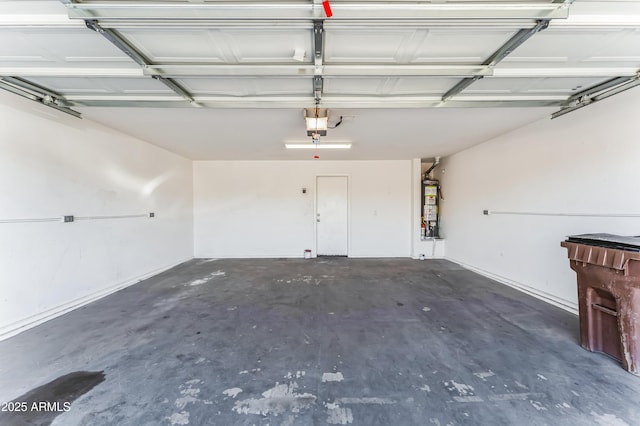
[1, 0, 639, 160]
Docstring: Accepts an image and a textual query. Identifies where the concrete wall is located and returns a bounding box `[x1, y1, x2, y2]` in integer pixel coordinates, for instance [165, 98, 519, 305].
[436, 88, 640, 313]
[0, 91, 194, 339]
[194, 160, 412, 258]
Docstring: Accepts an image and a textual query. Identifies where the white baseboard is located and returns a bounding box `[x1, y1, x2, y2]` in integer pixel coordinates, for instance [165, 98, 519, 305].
[446, 257, 578, 315]
[195, 254, 305, 259]
[195, 254, 411, 259]
[348, 255, 411, 258]
[0, 257, 193, 341]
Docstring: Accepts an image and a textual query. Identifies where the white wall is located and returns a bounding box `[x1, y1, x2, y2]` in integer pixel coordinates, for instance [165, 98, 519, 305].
[436, 88, 640, 312]
[194, 160, 412, 258]
[0, 91, 194, 338]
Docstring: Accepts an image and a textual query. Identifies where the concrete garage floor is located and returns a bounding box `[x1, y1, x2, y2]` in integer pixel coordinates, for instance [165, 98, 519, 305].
[1, 258, 639, 426]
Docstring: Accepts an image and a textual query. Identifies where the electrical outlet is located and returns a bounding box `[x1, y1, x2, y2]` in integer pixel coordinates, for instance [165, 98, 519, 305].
[63, 215, 74, 223]
[483, 210, 489, 215]
[149, 212, 155, 218]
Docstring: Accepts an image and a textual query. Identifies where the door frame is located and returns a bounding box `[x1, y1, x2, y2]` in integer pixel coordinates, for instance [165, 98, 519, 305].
[314, 174, 351, 257]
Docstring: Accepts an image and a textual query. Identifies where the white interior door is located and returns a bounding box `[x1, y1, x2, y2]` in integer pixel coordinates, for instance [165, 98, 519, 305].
[316, 176, 348, 256]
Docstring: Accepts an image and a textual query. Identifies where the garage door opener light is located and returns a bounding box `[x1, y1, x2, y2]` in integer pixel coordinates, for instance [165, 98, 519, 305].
[304, 107, 328, 136]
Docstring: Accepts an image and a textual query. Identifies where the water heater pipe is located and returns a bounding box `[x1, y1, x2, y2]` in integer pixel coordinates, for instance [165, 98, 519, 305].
[424, 156, 440, 178]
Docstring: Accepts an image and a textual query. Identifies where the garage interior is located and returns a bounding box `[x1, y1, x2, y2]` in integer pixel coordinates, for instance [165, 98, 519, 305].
[1, 1, 640, 425]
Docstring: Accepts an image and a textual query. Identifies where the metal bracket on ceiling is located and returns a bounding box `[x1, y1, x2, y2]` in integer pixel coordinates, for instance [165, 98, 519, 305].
[84, 19, 199, 106]
[85, 19, 148, 67]
[313, 20, 325, 102]
[552, 71, 640, 119]
[0, 76, 81, 118]
[442, 19, 551, 102]
[313, 76, 324, 102]
[567, 76, 632, 102]
[485, 20, 550, 67]
[150, 75, 197, 105]
[314, 21, 323, 63]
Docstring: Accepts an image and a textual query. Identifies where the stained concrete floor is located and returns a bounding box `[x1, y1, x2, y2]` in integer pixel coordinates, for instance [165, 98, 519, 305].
[1, 258, 639, 426]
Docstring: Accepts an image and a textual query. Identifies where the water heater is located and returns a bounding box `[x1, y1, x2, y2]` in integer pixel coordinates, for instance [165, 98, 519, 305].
[422, 179, 440, 239]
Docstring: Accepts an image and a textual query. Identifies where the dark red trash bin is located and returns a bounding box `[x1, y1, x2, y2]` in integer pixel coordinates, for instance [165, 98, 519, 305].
[561, 233, 640, 376]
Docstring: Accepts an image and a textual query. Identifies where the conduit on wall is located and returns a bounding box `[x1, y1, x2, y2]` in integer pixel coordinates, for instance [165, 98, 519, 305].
[0, 213, 155, 224]
[483, 210, 640, 218]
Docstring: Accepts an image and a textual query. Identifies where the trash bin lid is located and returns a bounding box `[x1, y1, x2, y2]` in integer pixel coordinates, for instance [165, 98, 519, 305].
[565, 233, 640, 252]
